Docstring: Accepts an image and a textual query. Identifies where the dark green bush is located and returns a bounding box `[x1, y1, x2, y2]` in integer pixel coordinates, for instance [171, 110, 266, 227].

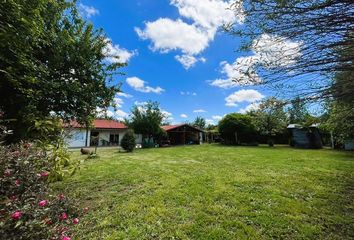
[218, 113, 258, 145]
[121, 130, 136, 152]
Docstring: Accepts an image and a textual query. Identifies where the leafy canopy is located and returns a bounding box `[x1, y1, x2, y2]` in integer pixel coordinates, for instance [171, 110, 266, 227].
[0, 0, 124, 141]
[125, 101, 165, 139]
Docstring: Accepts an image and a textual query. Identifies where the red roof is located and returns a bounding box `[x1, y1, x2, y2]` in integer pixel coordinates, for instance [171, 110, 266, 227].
[161, 124, 184, 131]
[93, 119, 127, 129]
[161, 124, 204, 132]
[66, 119, 127, 129]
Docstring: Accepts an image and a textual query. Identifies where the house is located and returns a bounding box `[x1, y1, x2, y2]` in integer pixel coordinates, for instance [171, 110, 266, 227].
[287, 124, 322, 149]
[65, 119, 142, 148]
[161, 124, 204, 145]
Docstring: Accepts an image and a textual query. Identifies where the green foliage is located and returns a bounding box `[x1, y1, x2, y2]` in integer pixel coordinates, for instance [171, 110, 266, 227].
[218, 113, 257, 145]
[0, 142, 83, 239]
[125, 101, 165, 142]
[287, 97, 309, 124]
[325, 102, 354, 145]
[0, 0, 123, 142]
[250, 98, 287, 145]
[192, 116, 206, 130]
[121, 130, 136, 152]
[30, 118, 81, 182]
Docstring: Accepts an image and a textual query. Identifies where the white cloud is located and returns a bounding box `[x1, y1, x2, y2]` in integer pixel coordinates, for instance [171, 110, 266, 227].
[210, 34, 302, 88]
[193, 109, 207, 113]
[225, 89, 264, 107]
[115, 109, 128, 121]
[116, 92, 133, 98]
[206, 119, 215, 125]
[126, 77, 165, 94]
[136, 18, 211, 55]
[162, 110, 174, 122]
[212, 115, 223, 120]
[78, 3, 99, 18]
[180, 114, 188, 118]
[103, 38, 137, 64]
[175, 54, 206, 69]
[180, 91, 197, 96]
[113, 97, 124, 108]
[171, 0, 243, 29]
[238, 102, 261, 114]
[136, 0, 244, 68]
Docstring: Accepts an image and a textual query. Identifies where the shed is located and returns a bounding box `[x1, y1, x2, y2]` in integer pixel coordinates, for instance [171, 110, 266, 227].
[161, 124, 204, 145]
[287, 124, 322, 149]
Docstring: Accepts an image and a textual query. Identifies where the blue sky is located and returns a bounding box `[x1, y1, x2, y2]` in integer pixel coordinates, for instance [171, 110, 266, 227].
[78, 0, 301, 125]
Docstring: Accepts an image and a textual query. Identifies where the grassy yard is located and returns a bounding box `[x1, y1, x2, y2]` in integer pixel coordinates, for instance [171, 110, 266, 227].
[53, 145, 354, 240]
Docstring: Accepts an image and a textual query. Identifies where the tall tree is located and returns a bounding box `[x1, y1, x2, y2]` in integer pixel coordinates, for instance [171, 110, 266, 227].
[226, 0, 353, 102]
[192, 116, 206, 130]
[287, 97, 309, 124]
[0, 0, 124, 141]
[125, 101, 165, 142]
[249, 98, 287, 146]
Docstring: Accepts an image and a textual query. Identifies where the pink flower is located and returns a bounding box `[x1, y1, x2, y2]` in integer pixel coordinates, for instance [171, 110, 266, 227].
[15, 179, 21, 186]
[39, 200, 48, 207]
[40, 172, 49, 178]
[4, 169, 11, 177]
[61, 236, 71, 240]
[11, 211, 22, 220]
[59, 212, 68, 220]
[72, 218, 79, 224]
[83, 207, 89, 213]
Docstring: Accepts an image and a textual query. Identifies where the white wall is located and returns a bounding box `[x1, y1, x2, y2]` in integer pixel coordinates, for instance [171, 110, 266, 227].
[66, 129, 88, 148]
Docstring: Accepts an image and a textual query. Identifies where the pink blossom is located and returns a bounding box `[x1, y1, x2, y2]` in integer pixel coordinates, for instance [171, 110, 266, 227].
[40, 172, 49, 178]
[11, 211, 22, 220]
[15, 179, 21, 186]
[72, 218, 79, 224]
[59, 212, 68, 220]
[61, 236, 71, 240]
[4, 169, 11, 177]
[39, 200, 48, 207]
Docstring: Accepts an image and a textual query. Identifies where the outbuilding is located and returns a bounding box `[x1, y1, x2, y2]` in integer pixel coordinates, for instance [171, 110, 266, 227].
[161, 124, 204, 145]
[287, 124, 322, 149]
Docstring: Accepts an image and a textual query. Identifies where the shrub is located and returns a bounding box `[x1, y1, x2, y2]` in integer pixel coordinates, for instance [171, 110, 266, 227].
[218, 113, 258, 145]
[121, 130, 136, 152]
[0, 142, 84, 239]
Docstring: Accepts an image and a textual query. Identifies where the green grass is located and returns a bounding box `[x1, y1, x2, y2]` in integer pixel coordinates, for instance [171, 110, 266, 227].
[53, 145, 354, 239]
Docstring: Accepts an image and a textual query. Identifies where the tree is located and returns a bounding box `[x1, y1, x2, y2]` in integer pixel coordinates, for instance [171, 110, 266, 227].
[0, 0, 124, 142]
[218, 113, 257, 145]
[121, 130, 136, 152]
[249, 98, 287, 146]
[192, 116, 206, 130]
[226, 0, 353, 102]
[125, 101, 165, 143]
[287, 97, 309, 124]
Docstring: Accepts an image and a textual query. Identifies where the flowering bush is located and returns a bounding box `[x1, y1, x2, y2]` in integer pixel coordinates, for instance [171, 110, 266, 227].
[0, 143, 84, 239]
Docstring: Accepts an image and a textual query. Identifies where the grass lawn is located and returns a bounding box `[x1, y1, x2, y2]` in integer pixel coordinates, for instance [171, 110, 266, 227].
[53, 145, 354, 239]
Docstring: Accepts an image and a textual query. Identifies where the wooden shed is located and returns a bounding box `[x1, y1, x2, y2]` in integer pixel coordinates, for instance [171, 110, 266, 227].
[161, 124, 204, 145]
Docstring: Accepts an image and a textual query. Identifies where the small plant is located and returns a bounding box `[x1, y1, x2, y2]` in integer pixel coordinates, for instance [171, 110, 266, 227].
[0, 142, 85, 239]
[121, 130, 136, 152]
